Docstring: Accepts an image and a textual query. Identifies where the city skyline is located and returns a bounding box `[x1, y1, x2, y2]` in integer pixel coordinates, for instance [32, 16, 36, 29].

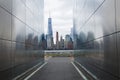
[0, 0, 119, 80]
[44, 0, 74, 42]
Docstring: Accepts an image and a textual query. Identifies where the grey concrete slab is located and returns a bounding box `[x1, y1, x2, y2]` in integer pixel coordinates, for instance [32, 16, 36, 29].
[29, 57, 83, 80]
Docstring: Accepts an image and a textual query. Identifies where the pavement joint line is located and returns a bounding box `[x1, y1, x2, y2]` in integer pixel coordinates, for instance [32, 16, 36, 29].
[24, 62, 48, 80]
[12, 62, 43, 80]
[71, 62, 88, 80]
[74, 61, 99, 80]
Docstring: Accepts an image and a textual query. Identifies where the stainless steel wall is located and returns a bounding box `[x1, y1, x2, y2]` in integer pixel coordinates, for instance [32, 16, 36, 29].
[74, 0, 120, 80]
[0, 0, 44, 79]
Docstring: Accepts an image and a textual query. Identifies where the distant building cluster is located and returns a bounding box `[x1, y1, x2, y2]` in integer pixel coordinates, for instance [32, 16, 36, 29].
[44, 16, 73, 50]
[54, 32, 73, 50]
[64, 34, 73, 50]
[46, 31, 74, 50]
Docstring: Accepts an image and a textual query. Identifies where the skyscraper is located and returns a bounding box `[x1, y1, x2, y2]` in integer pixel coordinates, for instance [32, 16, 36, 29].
[60, 36, 64, 50]
[64, 34, 73, 50]
[48, 17, 53, 37]
[56, 32, 59, 43]
[47, 14, 54, 49]
[56, 31, 59, 49]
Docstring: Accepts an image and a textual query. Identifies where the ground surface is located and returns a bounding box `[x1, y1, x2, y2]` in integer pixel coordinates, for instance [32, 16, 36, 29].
[29, 57, 83, 80]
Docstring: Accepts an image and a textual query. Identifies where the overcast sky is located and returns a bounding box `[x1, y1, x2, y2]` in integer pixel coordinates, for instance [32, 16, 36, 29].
[44, 0, 74, 42]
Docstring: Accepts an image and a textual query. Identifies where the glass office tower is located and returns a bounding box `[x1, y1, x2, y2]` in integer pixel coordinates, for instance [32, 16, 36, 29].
[0, 0, 44, 79]
[74, 0, 120, 80]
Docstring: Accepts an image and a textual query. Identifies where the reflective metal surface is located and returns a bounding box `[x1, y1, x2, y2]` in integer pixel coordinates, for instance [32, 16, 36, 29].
[0, 0, 12, 12]
[12, 17, 26, 43]
[0, 7, 11, 40]
[116, 0, 120, 78]
[117, 33, 120, 77]
[74, 0, 120, 80]
[0, 40, 12, 71]
[116, 0, 120, 31]
[0, 0, 44, 80]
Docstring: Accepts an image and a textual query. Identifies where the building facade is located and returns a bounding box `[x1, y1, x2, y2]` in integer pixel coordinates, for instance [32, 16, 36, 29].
[48, 18, 53, 36]
[60, 36, 64, 50]
[47, 17, 54, 49]
[0, 0, 44, 79]
[74, 0, 120, 80]
[65, 35, 73, 50]
[56, 31, 59, 49]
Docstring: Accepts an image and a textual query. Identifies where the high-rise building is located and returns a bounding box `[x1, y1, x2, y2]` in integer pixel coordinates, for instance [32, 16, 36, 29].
[64, 34, 73, 50]
[56, 32, 59, 43]
[47, 15, 54, 49]
[56, 31, 59, 49]
[60, 36, 64, 49]
[48, 17, 53, 37]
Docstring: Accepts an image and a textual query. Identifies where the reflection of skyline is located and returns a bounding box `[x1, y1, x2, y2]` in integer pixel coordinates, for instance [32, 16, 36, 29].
[0, 0, 44, 79]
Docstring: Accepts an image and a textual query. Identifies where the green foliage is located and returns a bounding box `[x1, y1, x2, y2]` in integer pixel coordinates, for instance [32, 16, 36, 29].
[45, 52, 73, 57]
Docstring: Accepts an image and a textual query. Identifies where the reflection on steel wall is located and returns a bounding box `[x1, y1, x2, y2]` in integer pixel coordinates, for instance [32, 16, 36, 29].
[74, 0, 120, 80]
[0, 0, 44, 79]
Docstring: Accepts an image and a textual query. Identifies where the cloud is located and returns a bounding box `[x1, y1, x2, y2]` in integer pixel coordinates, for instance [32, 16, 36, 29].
[44, 0, 73, 42]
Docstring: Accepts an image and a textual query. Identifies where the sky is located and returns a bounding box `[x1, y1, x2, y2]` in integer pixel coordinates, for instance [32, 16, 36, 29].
[44, 0, 74, 42]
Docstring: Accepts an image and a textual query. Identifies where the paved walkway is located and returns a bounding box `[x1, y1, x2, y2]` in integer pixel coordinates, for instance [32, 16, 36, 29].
[28, 57, 84, 80]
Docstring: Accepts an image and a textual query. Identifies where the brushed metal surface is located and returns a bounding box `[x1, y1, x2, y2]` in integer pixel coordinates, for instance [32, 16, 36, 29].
[0, 0, 12, 12]
[98, 0, 115, 36]
[103, 34, 119, 77]
[12, 17, 26, 43]
[0, 40, 12, 71]
[116, 0, 120, 31]
[0, 0, 44, 79]
[117, 32, 120, 77]
[0, 7, 11, 40]
[12, 0, 26, 22]
[74, 0, 119, 79]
